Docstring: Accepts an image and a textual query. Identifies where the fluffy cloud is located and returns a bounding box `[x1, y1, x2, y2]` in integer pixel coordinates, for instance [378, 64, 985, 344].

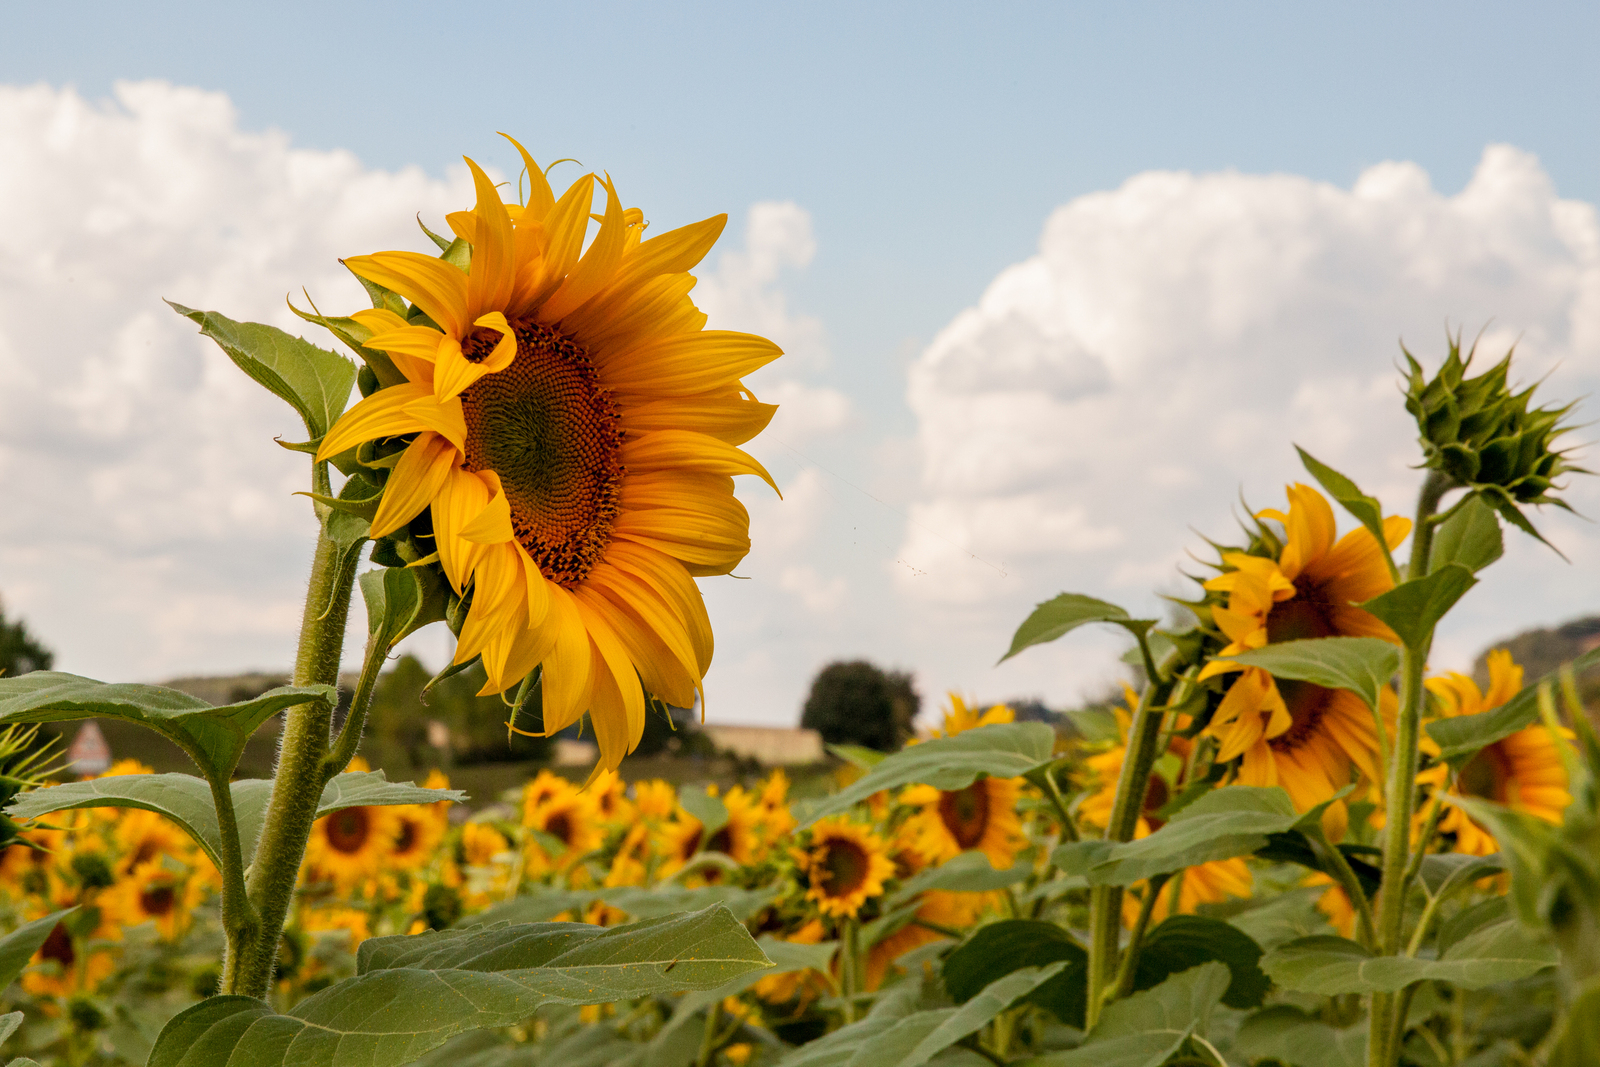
[904, 146, 1600, 702]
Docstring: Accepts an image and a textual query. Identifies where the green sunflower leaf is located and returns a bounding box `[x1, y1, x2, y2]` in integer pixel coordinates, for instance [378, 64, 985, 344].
[1030, 961, 1231, 1067]
[1229, 636, 1400, 714]
[1235, 1005, 1366, 1067]
[1358, 563, 1477, 651]
[147, 906, 771, 1067]
[1549, 975, 1600, 1067]
[1079, 786, 1327, 886]
[797, 722, 1055, 829]
[0, 908, 76, 993]
[892, 849, 1031, 903]
[942, 919, 1088, 1026]
[360, 565, 448, 650]
[1295, 447, 1395, 561]
[166, 301, 356, 441]
[1259, 919, 1556, 995]
[1426, 646, 1600, 765]
[0, 1013, 21, 1047]
[457, 884, 778, 928]
[999, 593, 1157, 664]
[1430, 492, 1504, 574]
[1132, 915, 1269, 1010]
[0, 673, 335, 782]
[676, 786, 730, 839]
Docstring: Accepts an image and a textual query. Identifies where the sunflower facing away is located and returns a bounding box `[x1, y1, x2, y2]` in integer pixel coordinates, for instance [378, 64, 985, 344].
[316, 139, 780, 772]
[1425, 650, 1571, 855]
[1199, 483, 1409, 820]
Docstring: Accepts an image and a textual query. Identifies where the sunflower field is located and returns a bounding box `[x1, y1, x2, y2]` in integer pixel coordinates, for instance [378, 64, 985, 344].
[0, 141, 1597, 1067]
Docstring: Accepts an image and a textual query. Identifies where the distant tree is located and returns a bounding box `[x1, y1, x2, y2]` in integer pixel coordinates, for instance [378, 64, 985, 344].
[801, 660, 919, 753]
[1474, 615, 1600, 707]
[0, 596, 52, 678]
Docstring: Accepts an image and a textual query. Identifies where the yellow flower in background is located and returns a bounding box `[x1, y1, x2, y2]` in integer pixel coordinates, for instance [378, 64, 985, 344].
[302, 905, 371, 950]
[460, 821, 510, 867]
[115, 809, 192, 873]
[1200, 483, 1408, 820]
[604, 824, 653, 888]
[903, 774, 1025, 871]
[796, 817, 894, 920]
[754, 920, 831, 1006]
[705, 787, 764, 863]
[388, 803, 449, 871]
[930, 693, 1014, 738]
[756, 769, 797, 844]
[589, 769, 635, 825]
[97, 759, 155, 779]
[306, 805, 399, 889]
[21, 916, 117, 1000]
[1425, 650, 1571, 855]
[867, 888, 989, 990]
[315, 139, 782, 771]
[102, 862, 202, 940]
[658, 809, 707, 879]
[524, 780, 603, 872]
[634, 778, 678, 821]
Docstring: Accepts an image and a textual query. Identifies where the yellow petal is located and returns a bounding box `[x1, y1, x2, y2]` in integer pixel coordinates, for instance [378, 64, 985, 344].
[604, 541, 713, 675]
[574, 597, 647, 762]
[619, 392, 778, 446]
[610, 214, 727, 290]
[472, 311, 518, 373]
[538, 585, 594, 735]
[364, 325, 446, 362]
[463, 157, 516, 319]
[460, 470, 515, 544]
[601, 331, 782, 396]
[540, 174, 596, 292]
[370, 432, 458, 539]
[500, 133, 556, 222]
[433, 467, 491, 593]
[432, 335, 483, 403]
[345, 251, 468, 338]
[402, 394, 466, 452]
[620, 430, 778, 493]
[455, 543, 522, 665]
[541, 172, 627, 322]
[316, 382, 434, 460]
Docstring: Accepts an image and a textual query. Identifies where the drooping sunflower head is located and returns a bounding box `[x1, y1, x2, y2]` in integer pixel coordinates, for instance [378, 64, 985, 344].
[313, 139, 782, 773]
[795, 817, 895, 920]
[1427, 650, 1571, 854]
[1195, 483, 1410, 817]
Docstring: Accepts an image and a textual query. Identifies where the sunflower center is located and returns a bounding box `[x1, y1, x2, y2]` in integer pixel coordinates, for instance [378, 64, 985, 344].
[818, 839, 870, 896]
[1459, 744, 1511, 802]
[140, 884, 176, 917]
[1267, 580, 1339, 644]
[545, 811, 576, 847]
[461, 320, 625, 588]
[394, 818, 418, 855]
[707, 827, 733, 854]
[938, 782, 991, 850]
[1141, 774, 1171, 830]
[1270, 680, 1335, 752]
[40, 923, 74, 967]
[326, 808, 372, 854]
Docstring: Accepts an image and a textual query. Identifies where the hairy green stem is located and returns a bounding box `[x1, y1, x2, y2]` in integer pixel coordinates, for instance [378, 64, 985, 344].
[1309, 824, 1378, 951]
[1368, 469, 1450, 1067]
[210, 773, 261, 995]
[324, 625, 388, 781]
[1111, 874, 1168, 999]
[841, 918, 860, 1024]
[232, 526, 359, 998]
[1085, 658, 1184, 1027]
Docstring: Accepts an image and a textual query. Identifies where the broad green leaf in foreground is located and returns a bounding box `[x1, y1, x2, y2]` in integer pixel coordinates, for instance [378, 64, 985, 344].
[1429, 492, 1503, 574]
[942, 919, 1088, 1027]
[0, 1014, 21, 1047]
[0, 673, 335, 781]
[799, 723, 1055, 829]
[1549, 975, 1600, 1067]
[1024, 962, 1231, 1067]
[7, 771, 460, 870]
[1427, 646, 1600, 765]
[1132, 915, 1268, 1010]
[0, 908, 75, 992]
[1072, 786, 1316, 886]
[1230, 637, 1400, 714]
[1358, 564, 1477, 651]
[458, 884, 778, 928]
[167, 301, 356, 441]
[1260, 918, 1556, 995]
[147, 906, 771, 1067]
[999, 593, 1156, 664]
[1235, 1005, 1365, 1067]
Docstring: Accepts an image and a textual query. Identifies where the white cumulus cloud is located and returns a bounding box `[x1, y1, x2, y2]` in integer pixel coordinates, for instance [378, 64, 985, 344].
[904, 146, 1600, 702]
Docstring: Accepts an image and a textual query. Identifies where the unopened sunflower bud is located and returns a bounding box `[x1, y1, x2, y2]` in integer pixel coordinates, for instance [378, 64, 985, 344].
[1404, 336, 1585, 539]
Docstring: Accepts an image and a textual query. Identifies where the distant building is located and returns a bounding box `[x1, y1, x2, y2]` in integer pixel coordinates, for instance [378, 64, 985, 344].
[67, 722, 111, 776]
[701, 725, 825, 765]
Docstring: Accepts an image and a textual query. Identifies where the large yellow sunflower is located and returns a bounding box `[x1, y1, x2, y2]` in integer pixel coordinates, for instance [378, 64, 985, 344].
[902, 693, 1026, 869]
[315, 140, 780, 771]
[1199, 483, 1409, 819]
[305, 804, 400, 890]
[796, 817, 895, 920]
[1425, 650, 1571, 855]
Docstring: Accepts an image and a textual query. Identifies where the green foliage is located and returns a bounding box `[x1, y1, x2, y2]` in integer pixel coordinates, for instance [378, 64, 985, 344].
[1430, 493, 1504, 574]
[998, 594, 1155, 665]
[1358, 563, 1477, 651]
[1295, 447, 1397, 569]
[0, 673, 335, 783]
[1548, 976, 1600, 1067]
[799, 722, 1055, 828]
[1132, 915, 1268, 1010]
[146, 906, 771, 1067]
[366, 655, 549, 768]
[1029, 962, 1231, 1066]
[166, 302, 356, 446]
[942, 920, 1088, 1027]
[0, 909, 75, 992]
[800, 661, 920, 753]
[1260, 919, 1557, 994]
[1229, 637, 1400, 715]
[1236, 1006, 1365, 1067]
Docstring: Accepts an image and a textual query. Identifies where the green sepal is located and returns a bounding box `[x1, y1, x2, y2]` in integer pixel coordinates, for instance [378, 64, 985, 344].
[1295, 446, 1396, 565]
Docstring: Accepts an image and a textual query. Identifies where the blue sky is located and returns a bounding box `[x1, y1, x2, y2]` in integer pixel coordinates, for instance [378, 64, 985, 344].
[2, 3, 1597, 724]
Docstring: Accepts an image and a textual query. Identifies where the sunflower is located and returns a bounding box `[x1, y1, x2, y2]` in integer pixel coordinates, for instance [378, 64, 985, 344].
[305, 805, 400, 890]
[21, 916, 116, 1000]
[603, 823, 654, 888]
[705, 786, 764, 864]
[524, 781, 604, 872]
[115, 809, 193, 873]
[930, 694, 1015, 738]
[796, 817, 895, 920]
[589, 768, 635, 825]
[101, 861, 202, 940]
[1199, 483, 1408, 820]
[634, 779, 678, 821]
[460, 821, 510, 867]
[903, 775, 1025, 871]
[1424, 650, 1571, 855]
[657, 810, 707, 878]
[388, 802, 448, 871]
[867, 888, 990, 990]
[753, 920, 831, 1006]
[314, 140, 780, 772]
[755, 770, 797, 845]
